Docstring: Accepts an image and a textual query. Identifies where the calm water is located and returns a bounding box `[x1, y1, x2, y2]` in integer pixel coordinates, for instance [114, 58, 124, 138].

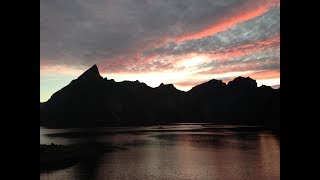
[40, 124, 280, 180]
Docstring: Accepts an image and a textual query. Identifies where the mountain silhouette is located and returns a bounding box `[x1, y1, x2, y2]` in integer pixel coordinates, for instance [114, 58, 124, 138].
[40, 65, 280, 129]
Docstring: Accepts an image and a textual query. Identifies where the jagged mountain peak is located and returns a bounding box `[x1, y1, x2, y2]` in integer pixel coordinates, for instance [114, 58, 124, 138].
[227, 76, 257, 89]
[158, 83, 176, 89]
[77, 64, 103, 81]
[189, 79, 226, 93]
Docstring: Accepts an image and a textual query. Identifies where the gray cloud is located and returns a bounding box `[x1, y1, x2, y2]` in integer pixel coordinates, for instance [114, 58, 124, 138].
[41, 0, 270, 67]
[144, 7, 280, 57]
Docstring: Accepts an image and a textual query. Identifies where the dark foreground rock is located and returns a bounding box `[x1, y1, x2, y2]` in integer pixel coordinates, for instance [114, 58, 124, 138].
[40, 143, 125, 172]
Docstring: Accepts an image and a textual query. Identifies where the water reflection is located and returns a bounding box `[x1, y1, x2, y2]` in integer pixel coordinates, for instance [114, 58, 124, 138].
[40, 124, 280, 180]
[259, 134, 280, 179]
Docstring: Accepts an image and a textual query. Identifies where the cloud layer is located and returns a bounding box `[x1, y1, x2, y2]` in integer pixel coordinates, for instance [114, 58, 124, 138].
[40, 0, 280, 102]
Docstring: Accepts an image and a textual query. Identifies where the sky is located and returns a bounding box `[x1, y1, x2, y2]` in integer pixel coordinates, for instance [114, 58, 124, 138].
[40, 0, 280, 102]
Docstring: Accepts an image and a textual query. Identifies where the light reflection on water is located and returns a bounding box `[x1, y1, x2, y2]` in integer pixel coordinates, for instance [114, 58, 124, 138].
[40, 124, 280, 180]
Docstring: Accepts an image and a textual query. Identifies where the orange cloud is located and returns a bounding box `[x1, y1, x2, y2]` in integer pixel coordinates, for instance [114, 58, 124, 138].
[210, 37, 280, 60]
[175, 1, 277, 43]
[248, 70, 280, 80]
[40, 64, 86, 76]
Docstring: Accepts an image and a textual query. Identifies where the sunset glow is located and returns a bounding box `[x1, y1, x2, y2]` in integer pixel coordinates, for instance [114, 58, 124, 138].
[41, 0, 280, 102]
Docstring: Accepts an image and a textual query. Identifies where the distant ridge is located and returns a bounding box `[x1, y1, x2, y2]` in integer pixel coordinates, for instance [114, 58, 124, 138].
[40, 65, 280, 129]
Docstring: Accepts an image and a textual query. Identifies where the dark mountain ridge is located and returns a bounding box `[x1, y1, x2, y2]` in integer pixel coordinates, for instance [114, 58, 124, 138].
[40, 65, 279, 129]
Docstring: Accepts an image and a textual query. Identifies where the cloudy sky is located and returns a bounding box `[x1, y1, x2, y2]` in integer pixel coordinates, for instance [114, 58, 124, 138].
[40, 0, 280, 102]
